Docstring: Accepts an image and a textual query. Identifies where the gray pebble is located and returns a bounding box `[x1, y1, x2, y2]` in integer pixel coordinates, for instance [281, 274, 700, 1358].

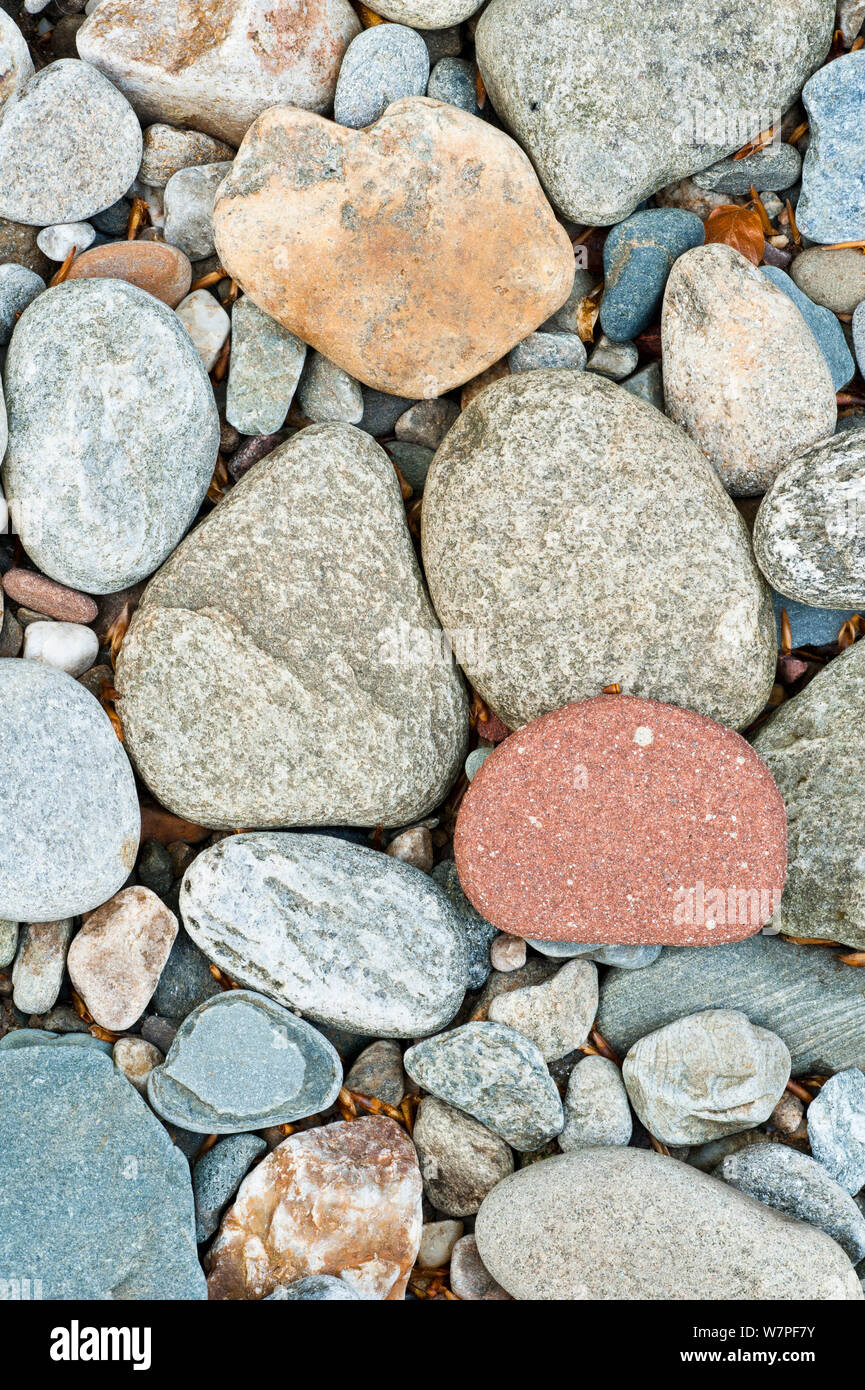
[0, 262, 44, 344]
[807, 1068, 865, 1193]
[387, 439, 434, 491]
[11, 919, 73, 1015]
[720, 1143, 865, 1262]
[487, 958, 598, 1061]
[427, 56, 477, 113]
[790, 246, 865, 315]
[412, 1095, 514, 1216]
[297, 351, 363, 424]
[345, 1038, 406, 1108]
[334, 24, 430, 129]
[693, 143, 802, 195]
[193, 1133, 267, 1243]
[394, 396, 459, 449]
[621, 359, 665, 411]
[586, 333, 638, 380]
[266, 1275, 359, 1300]
[559, 1055, 632, 1150]
[152, 926, 221, 1021]
[853, 298, 865, 378]
[359, 386, 416, 436]
[509, 330, 587, 374]
[163, 161, 232, 261]
[226, 297, 306, 436]
[430, 858, 497, 988]
[528, 939, 662, 970]
[0, 920, 17, 969]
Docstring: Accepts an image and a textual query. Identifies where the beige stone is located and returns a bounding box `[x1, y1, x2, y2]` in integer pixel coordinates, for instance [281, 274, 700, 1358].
[67, 886, 178, 1030]
[213, 98, 574, 397]
[140, 123, 235, 187]
[207, 1117, 422, 1300]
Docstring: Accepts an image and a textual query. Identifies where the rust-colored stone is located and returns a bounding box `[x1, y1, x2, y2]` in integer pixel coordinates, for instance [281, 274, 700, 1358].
[66, 240, 192, 308]
[213, 98, 574, 398]
[2, 569, 97, 625]
[206, 1116, 422, 1300]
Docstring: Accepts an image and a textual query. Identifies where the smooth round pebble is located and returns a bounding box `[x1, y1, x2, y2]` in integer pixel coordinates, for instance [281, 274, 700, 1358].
[36, 221, 95, 261]
[22, 621, 98, 677]
[334, 25, 430, 130]
[66, 238, 192, 307]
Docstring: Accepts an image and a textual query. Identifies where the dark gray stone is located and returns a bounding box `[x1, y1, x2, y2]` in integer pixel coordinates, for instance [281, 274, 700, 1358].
[0, 261, 43, 343]
[693, 143, 802, 194]
[334, 24, 430, 129]
[152, 926, 221, 1021]
[427, 57, 477, 113]
[266, 1275, 359, 1300]
[193, 1133, 267, 1242]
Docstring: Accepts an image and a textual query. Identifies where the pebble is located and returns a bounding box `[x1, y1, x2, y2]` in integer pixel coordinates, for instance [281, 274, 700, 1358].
[422, 370, 775, 731]
[4, 279, 219, 594]
[789, 246, 865, 314]
[752, 639, 865, 948]
[180, 832, 468, 1036]
[418, 1218, 463, 1268]
[0, 9, 33, 116]
[297, 351, 364, 424]
[622, 1009, 791, 1145]
[2, 569, 97, 624]
[772, 589, 858, 648]
[474, 1147, 862, 1301]
[212, 101, 573, 397]
[66, 239, 192, 307]
[387, 440, 434, 491]
[0, 262, 44, 342]
[797, 50, 865, 243]
[91, 196, 131, 236]
[449, 1233, 512, 1300]
[431, 860, 497, 988]
[385, 825, 433, 871]
[807, 1068, 865, 1193]
[140, 124, 236, 187]
[837, 0, 865, 43]
[487, 958, 597, 1060]
[662, 244, 836, 495]
[67, 885, 179, 1031]
[374, 0, 480, 23]
[529, 940, 662, 970]
[508, 330, 587, 373]
[427, 56, 477, 113]
[599, 208, 704, 342]
[0, 609, 22, 656]
[11, 919, 74, 1015]
[142, 1014, 178, 1055]
[472, 954, 557, 1019]
[0, 1045, 206, 1298]
[551, 265, 600, 334]
[403, 1021, 564, 1151]
[116, 425, 467, 828]
[0, 661, 139, 921]
[489, 933, 526, 972]
[112, 1035, 164, 1094]
[596, 933, 865, 1076]
[413, 1095, 514, 1216]
[693, 143, 802, 194]
[22, 620, 98, 677]
[78, 0, 361, 145]
[266, 1275, 359, 1300]
[621, 359, 665, 411]
[0, 215, 51, 277]
[163, 161, 232, 261]
[464, 745, 494, 782]
[0, 59, 142, 225]
[585, 333, 638, 380]
[175, 288, 230, 370]
[360, 387, 416, 436]
[206, 1117, 421, 1299]
[761, 265, 854, 390]
[344, 1039, 406, 1108]
[754, 428, 865, 607]
[0, 920, 17, 969]
[474, 0, 831, 224]
[559, 1055, 633, 1150]
[455, 695, 787, 945]
[35, 221, 94, 261]
[394, 397, 459, 449]
[152, 926, 221, 1020]
[226, 297, 306, 435]
[768, 1091, 806, 1136]
[148, 990, 342, 1133]
[193, 1133, 267, 1243]
[720, 1145, 865, 1262]
[334, 24, 430, 129]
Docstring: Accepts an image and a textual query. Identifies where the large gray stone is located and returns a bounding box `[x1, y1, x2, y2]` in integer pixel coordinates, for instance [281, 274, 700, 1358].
[597, 934, 865, 1076]
[0, 1044, 206, 1298]
[0, 661, 139, 922]
[3, 278, 219, 594]
[475, 1147, 863, 1300]
[752, 639, 865, 948]
[116, 424, 467, 828]
[180, 832, 469, 1037]
[475, 0, 832, 224]
[720, 1144, 865, 1262]
[422, 369, 775, 731]
[148, 990, 342, 1133]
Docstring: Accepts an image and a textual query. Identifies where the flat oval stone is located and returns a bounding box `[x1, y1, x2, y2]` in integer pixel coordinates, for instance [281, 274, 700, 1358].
[790, 245, 865, 314]
[662, 243, 836, 495]
[148, 990, 342, 1133]
[66, 239, 193, 307]
[454, 695, 787, 945]
[0, 660, 139, 921]
[422, 370, 776, 732]
[334, 24, 430, 130]
[3, 278, 219, 594]
[213, 98, 573, 397]
[180, 833, 469, 1037]
[475, 1148, 863, 1300]
[754, 429, 865, 608]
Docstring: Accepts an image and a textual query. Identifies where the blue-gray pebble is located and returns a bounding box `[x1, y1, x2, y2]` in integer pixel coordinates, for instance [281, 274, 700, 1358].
[772, 590, 857, 648]
[853, 299, 865, 378]
[427, 57, 477, 113]
[600, 209, 704, 342]
[693, 143, 801, 195]
[334, 25, 430, 130]
[762, 265, 854, 390]
[798, 50, 865, 244]
[153, 925, 221, 1021]
[193, 1133, 267, 1243]
[806, 1067, 865, 1193]
[0, 262, 44, 344]
[508, 331, 587, 373]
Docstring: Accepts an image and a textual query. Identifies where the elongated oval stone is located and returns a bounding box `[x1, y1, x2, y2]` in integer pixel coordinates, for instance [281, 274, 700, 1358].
[454, 695, 787, 944]
[66, 239, 193, 307]
[475, 1148, 863, 1301]
[180, 833, 469, 1037]
[148, 991, 342, 1133]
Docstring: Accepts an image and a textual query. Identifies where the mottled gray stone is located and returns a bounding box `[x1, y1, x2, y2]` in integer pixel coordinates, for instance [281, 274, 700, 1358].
[475, 1147, 863, 1300]
[139, 124, 236, 188]
[487, 958, 597, 1061]
[180, 833, 468, 1037]
[509, 330, 586, 374]
[431, 859, 496, 988]
[266, 1275, 359, 1300]
[412, 1095, 514, 1216]
[0, 1045, 206, 1298]
[855, 299, 865, 379]
[387, 440, 434, 492]
[149, 990, 342, 1133]
[226, 297, 306, 435]
[0, 920, 17, 968]
[427, 56, 477, 113]
[116, 425, 467, 828]
[475, 0, 831, 224]
[394, 397, 459, 449]
[597, 933, 865, 1076]
[586, 333, 638, 380]
[404, 1021, 563, 1151]
[559, 1055, 632, 1151]
[527, 938, 662, 969]
[807, 1068, 865, 1193]
[0, 1029, 112, 1054]
[693, 143, 802, 194]
[754, 429, 865, 608]
[0, 262, 43, 343]
[622, 1009, 791, 1145]
[359, 387, 416, 437]
[376, 0, 480, 24]
[345, 1039, 406, 1107]
[798, 50, 865, 244]
[153, 926, 222, 1021]
[422, 369, 775, 731]
[4, 278, 219, 593]
[752, 640, 865, 948]
[761, 265, 854, 391]
[720, 1144, 865, 1261]
[0, 661, 139, 921]
[621, 360, 664, 411]
[10, 919, 73, 1015]
[297, 351, 363, 425]
[790, 246, 865, 315]
[334, 24, 429, 129]
[163, 161, 232, 260]
[193, 1132, 266, 1243]
[0, 60, 142, 225]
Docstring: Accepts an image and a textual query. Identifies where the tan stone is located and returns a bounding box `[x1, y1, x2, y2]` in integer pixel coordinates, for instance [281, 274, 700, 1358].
[77, 0, 361, 146]
[206, 1117, 422, 1300]
[140, 123, 236, 187]
[66, 240, 192, 307]
[67, 886, 178, 1031]
[213, 98, 574, 397]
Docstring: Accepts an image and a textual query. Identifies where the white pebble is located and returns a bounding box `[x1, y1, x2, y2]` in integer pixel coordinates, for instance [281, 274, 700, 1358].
[36, 222, 95, 262]
[24, 0, 51, 13]
[417, 1219, 464, 1269]
[490, 932, 527, 972]
[23, 621, 99, 677]
[175, 289, 230, 371]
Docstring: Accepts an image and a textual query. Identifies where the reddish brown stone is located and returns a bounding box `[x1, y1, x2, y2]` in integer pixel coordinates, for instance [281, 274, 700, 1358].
[66, 240, 192, 307]
[2, 569, 97, 624]
[454, 695, 787, 945]
[138, 804, 212, 846]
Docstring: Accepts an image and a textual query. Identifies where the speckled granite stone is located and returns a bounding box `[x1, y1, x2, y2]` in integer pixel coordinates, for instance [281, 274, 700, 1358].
[720, 1144, 865, 1261]
[797, 49, 865, 243]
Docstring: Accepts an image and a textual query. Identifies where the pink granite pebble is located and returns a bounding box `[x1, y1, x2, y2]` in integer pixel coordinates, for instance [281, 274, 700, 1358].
[454, 695, 787, 946]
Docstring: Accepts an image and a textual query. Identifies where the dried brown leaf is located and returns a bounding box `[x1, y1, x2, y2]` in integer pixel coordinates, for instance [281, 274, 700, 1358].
[704, 204, 765, 264]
